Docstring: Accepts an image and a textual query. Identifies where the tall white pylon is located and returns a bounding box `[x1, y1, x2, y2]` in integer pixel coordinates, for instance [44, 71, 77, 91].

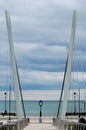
[61, 10, 77, 119]
[5, 10, 24, 119]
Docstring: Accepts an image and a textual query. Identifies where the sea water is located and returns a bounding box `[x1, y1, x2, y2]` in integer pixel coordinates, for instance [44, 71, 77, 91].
[0, 100, 85, 116]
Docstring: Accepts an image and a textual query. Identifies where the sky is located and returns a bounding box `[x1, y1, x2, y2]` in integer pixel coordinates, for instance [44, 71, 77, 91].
[0, 0, 86, 100]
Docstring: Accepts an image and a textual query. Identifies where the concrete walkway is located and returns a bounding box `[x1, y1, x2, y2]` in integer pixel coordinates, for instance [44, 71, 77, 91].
[23, 117, 58, 130]
[23, 123, 57, 130]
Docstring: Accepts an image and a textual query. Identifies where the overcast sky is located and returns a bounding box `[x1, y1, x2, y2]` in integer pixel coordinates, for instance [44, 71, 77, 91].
[0, 0, 86, 100]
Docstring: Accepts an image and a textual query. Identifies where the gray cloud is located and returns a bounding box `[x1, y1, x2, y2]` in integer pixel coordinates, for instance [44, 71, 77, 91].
[0, 0, 86, 91]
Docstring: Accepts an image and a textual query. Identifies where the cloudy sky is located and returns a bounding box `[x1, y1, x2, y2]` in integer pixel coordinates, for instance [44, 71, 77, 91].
[0, 0, 86, 100]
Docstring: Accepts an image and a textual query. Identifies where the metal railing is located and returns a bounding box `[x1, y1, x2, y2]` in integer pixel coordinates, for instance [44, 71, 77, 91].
[53, 118, 86, 130]
[0, 118, 28, 130]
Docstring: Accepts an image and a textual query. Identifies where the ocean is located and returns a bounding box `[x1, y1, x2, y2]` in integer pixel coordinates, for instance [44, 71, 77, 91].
[0, 100, 85, 116]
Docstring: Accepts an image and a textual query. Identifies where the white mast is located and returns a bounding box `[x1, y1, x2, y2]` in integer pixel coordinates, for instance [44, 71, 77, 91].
[61, 10, 77, 119]
[5, 10, 24, 119]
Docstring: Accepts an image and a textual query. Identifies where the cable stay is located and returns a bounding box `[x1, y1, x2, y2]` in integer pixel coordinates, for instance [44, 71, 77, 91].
[57, 57, 68, 118]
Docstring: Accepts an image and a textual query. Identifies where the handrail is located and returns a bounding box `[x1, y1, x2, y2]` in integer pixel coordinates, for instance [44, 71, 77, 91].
[0, 118, 28, 130]
[53, 118, 86, 130]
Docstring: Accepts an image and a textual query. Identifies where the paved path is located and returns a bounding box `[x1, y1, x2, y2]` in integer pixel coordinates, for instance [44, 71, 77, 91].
[23, 123, 57, 130]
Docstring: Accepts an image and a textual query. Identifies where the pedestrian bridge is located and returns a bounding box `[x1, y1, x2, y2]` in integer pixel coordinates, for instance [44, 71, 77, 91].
[3, 9, 86, 130]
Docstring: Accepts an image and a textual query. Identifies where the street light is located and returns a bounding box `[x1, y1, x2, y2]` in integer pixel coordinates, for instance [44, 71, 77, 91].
[74, 92, 76, 115]
[82, 101, 86, 114]
[83, 101, 86, 114]
[78, 88, 80, 118]
[4, 92, 7, 115]
[39, 100, 43, 123]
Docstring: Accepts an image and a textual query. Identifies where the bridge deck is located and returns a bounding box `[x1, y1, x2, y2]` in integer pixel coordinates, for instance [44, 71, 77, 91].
[23, 123, 57, 130]
[23, 117, 58, 130]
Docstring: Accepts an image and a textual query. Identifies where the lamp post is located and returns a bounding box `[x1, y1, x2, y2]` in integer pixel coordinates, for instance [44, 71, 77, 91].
[39, 100, 43, 123]
[4, 92, 7, 115]
[79, 88, 80, 118]
[9, 85, 11, 120]
[80, 101, 86, 115]
[83, 101, 86, 114]
[74, 92, 76, 116]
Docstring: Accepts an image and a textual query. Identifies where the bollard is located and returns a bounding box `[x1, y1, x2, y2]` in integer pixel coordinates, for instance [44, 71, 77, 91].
[39, 117, 42, 123]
